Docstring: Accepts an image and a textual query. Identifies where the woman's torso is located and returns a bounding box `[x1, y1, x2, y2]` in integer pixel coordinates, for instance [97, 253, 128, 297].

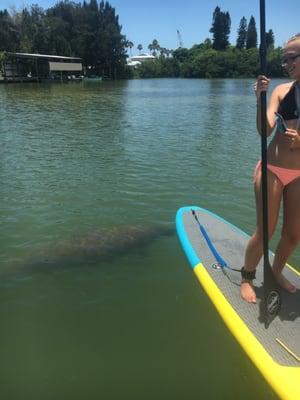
[268, 81, 300, 169]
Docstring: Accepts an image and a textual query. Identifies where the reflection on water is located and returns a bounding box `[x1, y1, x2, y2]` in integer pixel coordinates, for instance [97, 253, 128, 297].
[0, 79, 289, 399]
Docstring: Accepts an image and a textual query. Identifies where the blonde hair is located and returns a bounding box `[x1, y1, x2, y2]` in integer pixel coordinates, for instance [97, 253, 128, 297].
[287, 33, 300, 44]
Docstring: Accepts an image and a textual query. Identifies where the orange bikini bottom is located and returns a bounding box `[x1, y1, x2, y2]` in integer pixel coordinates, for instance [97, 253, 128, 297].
[254, 161, 300, 187]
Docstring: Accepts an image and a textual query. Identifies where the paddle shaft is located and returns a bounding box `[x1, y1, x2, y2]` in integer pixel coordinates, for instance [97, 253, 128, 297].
[259, 0, 270, 273]
[259, 0, 281, 324]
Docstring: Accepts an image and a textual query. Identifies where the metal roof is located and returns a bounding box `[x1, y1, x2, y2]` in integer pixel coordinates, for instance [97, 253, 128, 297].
[6, 52, 81, 61]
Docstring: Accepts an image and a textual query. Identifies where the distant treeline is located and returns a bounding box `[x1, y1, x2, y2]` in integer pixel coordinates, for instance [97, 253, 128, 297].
[0, 2, 285, 79]
[131, 46, 283, 79]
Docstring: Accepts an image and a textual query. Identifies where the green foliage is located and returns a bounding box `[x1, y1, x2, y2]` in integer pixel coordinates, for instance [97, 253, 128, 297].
[246, 16, 257, 49]
[134, 56, 180, 79]
[236, 17, 247, 50]
[132, 45, 283, 79]
[266, 29, 275, 49]
[172, 47, 190, 63]
[0, 51, 6, 74]
[0, 9, 19, 52]
[267, 48, 283, 77]
[182, 47, 259, 78]
[148, 39, 160, 56]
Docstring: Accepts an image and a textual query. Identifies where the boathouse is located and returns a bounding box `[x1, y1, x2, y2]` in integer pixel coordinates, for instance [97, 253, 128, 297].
[2, 52, 83, 82]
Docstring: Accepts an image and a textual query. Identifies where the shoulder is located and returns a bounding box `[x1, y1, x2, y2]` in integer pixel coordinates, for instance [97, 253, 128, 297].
[272, 81, 294, 99]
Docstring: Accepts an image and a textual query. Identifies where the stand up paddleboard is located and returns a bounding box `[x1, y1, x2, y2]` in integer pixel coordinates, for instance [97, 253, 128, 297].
[176, 206, 300, 400]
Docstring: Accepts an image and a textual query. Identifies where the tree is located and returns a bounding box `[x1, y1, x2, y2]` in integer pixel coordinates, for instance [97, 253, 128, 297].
[46, 0, 128, 78]
[137, 43, 143, 54]
[89, 0, 98, 12]
[127, 40, 134, 56]
[151, 39, 160, 56]
[96, 1, 128, 78]
[172, 47, 190, 63]
[159, 47, 169, 58]
[210, 6, 231, 50]
[267, 48, 282, 76]
[236, 17, 247, 50]
[202, 38, 212, 50]
[0, 9, 20, 51]
[46, 2, 73, 55]
[266, 29, 275, 49]
[246, 15, 257, 49]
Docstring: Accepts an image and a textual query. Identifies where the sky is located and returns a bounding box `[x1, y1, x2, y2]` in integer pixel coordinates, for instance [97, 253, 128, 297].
[1, 0, 299, 54]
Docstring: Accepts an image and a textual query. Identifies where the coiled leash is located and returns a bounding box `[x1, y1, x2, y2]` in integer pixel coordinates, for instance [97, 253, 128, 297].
[191, 209, 243, 273]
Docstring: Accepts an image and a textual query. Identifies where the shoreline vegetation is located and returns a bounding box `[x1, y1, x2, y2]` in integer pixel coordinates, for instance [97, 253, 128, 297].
[0, 1, 285, 80]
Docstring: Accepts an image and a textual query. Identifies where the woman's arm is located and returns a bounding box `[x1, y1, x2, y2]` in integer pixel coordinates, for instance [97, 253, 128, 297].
[255, 76, 281, 136]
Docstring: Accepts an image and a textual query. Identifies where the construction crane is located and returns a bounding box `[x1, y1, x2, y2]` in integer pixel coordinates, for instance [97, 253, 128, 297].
[177, 30, 184, 48]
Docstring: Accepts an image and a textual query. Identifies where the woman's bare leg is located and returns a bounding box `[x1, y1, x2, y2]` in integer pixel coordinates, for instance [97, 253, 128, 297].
[271, 179, 300, 292]
[241, 168, 283, 303]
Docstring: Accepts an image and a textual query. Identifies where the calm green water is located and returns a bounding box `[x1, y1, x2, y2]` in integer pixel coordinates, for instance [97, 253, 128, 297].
[1, 78, 294, 399]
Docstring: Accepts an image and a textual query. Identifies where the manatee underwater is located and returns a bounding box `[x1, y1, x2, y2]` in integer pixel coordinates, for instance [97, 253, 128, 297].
[3, 224, 174, 277]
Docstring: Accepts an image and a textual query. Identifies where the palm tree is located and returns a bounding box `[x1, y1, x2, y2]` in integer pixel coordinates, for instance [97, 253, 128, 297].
[160, 47, 169, 58]
[137, 44, 143, 54]
[127, 41, 134, 56]
[151, 39, 159, 56]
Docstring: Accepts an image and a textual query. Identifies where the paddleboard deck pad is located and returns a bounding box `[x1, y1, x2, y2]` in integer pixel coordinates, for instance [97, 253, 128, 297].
[176, 206, 300, 400]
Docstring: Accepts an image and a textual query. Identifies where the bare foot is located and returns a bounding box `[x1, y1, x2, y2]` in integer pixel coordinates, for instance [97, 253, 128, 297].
[240, 280, 256, 303]
[273, 270, 296, 293]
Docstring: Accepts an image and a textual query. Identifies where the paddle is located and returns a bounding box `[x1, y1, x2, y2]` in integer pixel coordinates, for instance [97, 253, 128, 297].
[259, 0, 281, 326]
